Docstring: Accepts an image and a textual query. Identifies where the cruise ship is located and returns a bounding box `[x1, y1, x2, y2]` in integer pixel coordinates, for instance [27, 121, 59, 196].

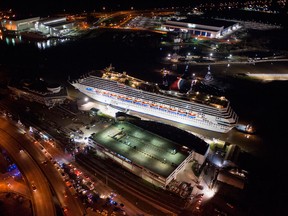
[69, 65, 238, 133]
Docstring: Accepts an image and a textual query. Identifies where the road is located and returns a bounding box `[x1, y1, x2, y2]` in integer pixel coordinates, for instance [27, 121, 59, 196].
[29, 138, 86, 216]
[36, 137, 89, 216]
[0, 112, 87, 216]
[0, 117, 56, 216]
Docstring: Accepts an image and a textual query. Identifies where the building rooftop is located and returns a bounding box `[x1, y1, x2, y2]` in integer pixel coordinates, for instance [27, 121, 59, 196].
[45, 20, 74, 28]
[38, 17, 73, 27]
[170, 16, 237, 28]
[90, 121, 190, 178]
[2, 16, 40, 21]
[131, 120, 209, 155]
[8, 78, 67, 97]
[217, 170, 246, 190]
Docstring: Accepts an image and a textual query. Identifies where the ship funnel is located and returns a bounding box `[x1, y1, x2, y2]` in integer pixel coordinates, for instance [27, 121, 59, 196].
[188, 79, 197, 94]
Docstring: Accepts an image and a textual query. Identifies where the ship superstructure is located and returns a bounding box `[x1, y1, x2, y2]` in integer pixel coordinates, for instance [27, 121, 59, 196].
[70, 65, 238, 133]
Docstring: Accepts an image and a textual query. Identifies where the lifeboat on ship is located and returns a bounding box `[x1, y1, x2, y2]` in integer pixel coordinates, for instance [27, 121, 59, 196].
[169, 107, 177, 113]
[134, 99, 142, 104]
[125, 97, 133, 102]
[110, 93, 117, 98]
[178, 110, 187, 116]
[188, 112, 197, 118]
[159, 106, 167, 111]
[150, 103, 158, 109]
[118, 95, 125, 100]
[142, 101, 149, 106]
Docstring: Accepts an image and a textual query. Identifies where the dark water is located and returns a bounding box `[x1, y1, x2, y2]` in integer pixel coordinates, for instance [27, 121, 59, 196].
[1, 29, 288, 215]
[0, 30, 164, 81]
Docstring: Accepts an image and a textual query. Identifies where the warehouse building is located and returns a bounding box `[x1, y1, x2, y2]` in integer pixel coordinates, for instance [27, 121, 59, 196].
[88, 120, 209, 187]
[162, 16, 241, 39]
[1, 16, 40, 32]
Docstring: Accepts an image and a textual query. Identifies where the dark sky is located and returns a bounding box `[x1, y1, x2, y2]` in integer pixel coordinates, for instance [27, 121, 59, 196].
[0, 0, 198, 16]
[1, 1, 286, 17]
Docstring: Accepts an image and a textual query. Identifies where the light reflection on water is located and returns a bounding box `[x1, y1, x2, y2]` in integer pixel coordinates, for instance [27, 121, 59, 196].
[1, 35, 72, 49]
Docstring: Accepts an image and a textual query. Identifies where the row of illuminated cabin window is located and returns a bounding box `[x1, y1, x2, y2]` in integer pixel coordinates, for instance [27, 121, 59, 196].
[81, 77, 237, 121]
[81, 76, 234, 119]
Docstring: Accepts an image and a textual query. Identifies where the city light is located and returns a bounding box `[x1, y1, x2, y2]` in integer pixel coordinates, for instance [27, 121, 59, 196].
[205, 188, 216, 198]
[0, 4, 286, 216]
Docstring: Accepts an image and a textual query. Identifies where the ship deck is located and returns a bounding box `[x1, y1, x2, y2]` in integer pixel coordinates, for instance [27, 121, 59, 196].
[88, 70, 230, 111]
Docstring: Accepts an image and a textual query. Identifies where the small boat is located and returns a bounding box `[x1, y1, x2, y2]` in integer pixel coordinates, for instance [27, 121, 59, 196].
[235, 124, 256, 134]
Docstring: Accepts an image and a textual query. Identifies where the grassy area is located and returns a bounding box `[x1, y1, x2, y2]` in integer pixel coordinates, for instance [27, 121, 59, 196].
[209, 142, 225, 152]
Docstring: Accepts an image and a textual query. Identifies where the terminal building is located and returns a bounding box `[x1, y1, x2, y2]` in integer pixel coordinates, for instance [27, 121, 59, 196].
[1, 16, 75, 37]
[8, 78, 68, 107]
[0, 17, 40, 32]
[35, 17, 75, 37]
[88, 120, 209, 187]
[162, 16, 241, 39]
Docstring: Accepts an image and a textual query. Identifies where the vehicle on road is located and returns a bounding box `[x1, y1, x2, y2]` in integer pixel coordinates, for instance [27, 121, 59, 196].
[31, 182, 37, 192]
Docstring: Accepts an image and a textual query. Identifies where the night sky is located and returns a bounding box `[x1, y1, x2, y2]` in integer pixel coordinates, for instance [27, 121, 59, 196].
[0, 0, 197, 15]
[1, 0, 286, 17]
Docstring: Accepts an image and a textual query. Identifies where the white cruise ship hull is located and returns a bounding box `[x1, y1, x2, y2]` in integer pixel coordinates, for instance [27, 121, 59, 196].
[72, 82, 235, 133]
